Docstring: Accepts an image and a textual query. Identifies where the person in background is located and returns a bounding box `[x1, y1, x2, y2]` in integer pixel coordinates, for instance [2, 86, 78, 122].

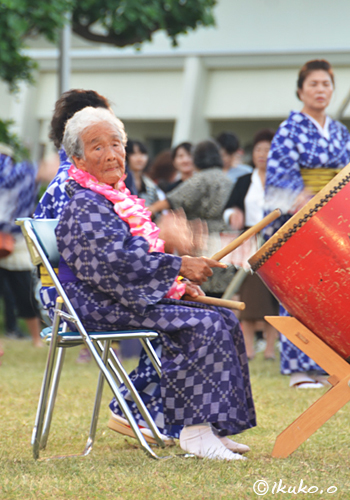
[223, 129, 279, 360]
[264, 59, 350, 388]
[149, 140, 232, 234]
[148, 143, 195, 194]
[216, 131, 253, 186]
[148, 147, 205, 258]
[0, 145, 42, 347]
[126, 139, 161, 207]
[1, 277, 26, 339]
[148, 149, 177, 193]
[166, 142, 195, 192]
[35, 90, 114, 222]
[34, 89, 115, 363]
[149, 140, 236, 296]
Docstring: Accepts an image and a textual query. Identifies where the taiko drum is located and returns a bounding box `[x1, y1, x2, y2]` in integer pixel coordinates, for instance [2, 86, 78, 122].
[249, 164, 350, 360]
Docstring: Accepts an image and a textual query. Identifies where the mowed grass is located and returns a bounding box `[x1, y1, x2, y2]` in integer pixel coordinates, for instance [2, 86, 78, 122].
[1, 337, 350, 500]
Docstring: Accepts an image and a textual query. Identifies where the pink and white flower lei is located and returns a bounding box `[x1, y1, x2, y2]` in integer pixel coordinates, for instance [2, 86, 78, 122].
[68, 165, 186, 300]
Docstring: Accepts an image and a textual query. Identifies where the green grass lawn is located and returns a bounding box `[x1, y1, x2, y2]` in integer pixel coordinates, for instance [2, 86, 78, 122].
[0, 337, 349, 500]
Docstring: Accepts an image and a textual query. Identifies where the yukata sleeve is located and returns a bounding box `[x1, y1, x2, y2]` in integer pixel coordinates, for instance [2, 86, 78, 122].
[263, 127, 304, 239]
[57, 192, 182, 315]
[34, 171, 70, 219]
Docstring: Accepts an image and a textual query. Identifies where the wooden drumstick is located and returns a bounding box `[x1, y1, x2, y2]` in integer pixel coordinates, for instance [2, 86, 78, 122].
[211, 208, 282, 262]
[183, 295, 245, 311]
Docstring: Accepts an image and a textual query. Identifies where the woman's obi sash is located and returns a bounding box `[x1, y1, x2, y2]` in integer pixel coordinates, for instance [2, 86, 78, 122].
[300, 168, 342, 195]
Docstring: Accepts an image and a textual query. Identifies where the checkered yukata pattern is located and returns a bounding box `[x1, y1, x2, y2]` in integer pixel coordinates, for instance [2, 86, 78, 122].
[54, 181, 256, 436]
[264, 111, 350, 375]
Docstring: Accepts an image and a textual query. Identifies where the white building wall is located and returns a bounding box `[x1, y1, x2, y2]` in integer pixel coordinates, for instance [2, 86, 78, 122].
[1, 0, 350, 158]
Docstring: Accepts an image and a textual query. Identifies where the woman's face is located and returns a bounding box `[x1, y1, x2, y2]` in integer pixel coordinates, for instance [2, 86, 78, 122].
[252, 140, 271, 172]
[128, 145, 148, 173]
[73, 121, 125, 186]
[173, 147, 194, 177]
[298, 70, 333, 113]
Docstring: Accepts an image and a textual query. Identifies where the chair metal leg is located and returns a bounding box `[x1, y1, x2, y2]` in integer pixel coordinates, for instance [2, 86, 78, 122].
[40, 347, 66, 450]
[83, 334, 163, 459]
[32, 299, 63, 459]
[97, 341, 123, 386]
[139, 338, 162, 377]
[106, 344, 166, 448]
[82, 340, 110, 456]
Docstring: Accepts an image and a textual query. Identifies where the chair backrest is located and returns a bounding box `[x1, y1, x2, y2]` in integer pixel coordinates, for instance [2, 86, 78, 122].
[17, 217, 78, 321]
[30, 219, 60, 267]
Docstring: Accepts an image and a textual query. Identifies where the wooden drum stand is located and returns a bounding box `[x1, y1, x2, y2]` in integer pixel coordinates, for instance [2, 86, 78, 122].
[265, 316, 350, 458]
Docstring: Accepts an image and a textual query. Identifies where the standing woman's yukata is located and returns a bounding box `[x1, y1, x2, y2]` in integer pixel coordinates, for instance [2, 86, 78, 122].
[51, 180, 256, 437]
[264, 110, 350, 375]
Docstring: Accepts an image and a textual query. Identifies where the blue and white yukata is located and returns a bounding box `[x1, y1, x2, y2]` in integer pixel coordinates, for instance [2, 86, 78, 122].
[46, 180, 256, 437]
[264, 111, 350, 375]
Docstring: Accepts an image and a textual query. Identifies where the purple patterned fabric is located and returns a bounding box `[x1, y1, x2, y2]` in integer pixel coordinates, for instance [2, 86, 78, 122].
[54, 180, 256, 436]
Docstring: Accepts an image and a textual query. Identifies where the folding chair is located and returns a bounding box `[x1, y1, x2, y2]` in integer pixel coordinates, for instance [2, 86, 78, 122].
[17, 217, 166, 460]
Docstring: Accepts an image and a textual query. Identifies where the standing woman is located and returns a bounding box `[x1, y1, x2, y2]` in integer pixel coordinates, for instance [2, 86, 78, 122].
[223, 129, 279, 360]
[264, 59, 350, 388]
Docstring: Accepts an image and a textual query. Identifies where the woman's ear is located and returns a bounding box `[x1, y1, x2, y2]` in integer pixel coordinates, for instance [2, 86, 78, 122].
[72, 156, 86, 171]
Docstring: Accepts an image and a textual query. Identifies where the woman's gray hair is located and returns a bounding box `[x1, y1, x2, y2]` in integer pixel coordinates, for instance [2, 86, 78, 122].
[62, 106, 127, 161]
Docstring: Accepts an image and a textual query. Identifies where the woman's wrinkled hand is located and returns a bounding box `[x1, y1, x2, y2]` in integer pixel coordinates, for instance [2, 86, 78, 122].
[180, 255, 227, 284]
[183, 282, 205, 299]
[158, 209, 207, 256]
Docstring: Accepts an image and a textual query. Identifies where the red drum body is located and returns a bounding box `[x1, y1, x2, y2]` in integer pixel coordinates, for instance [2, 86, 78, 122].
[249, 165, 350, 360]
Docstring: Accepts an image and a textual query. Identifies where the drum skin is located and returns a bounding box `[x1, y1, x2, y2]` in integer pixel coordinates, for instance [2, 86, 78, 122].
[249, 166, 350, 360]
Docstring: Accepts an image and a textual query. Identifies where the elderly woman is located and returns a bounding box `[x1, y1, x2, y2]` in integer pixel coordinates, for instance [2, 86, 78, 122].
[53, 107, 256, 460]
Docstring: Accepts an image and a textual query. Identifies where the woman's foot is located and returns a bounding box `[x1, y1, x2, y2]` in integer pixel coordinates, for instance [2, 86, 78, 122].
[313, 375, 331, 387]
[219, 436, 250, 454]
[289, 372, 324, 389]
[179, 424, 247, 461]
[108, 412, 175, 446]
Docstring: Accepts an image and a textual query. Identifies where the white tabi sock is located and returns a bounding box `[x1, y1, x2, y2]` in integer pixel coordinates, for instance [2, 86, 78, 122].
[218, 436, 250, 454]
[179, 423, 247, 461]
[210, 426, 251, 454]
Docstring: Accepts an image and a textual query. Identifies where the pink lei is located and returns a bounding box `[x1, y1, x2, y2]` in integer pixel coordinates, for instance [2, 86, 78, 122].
[68, 165, 186, 300]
